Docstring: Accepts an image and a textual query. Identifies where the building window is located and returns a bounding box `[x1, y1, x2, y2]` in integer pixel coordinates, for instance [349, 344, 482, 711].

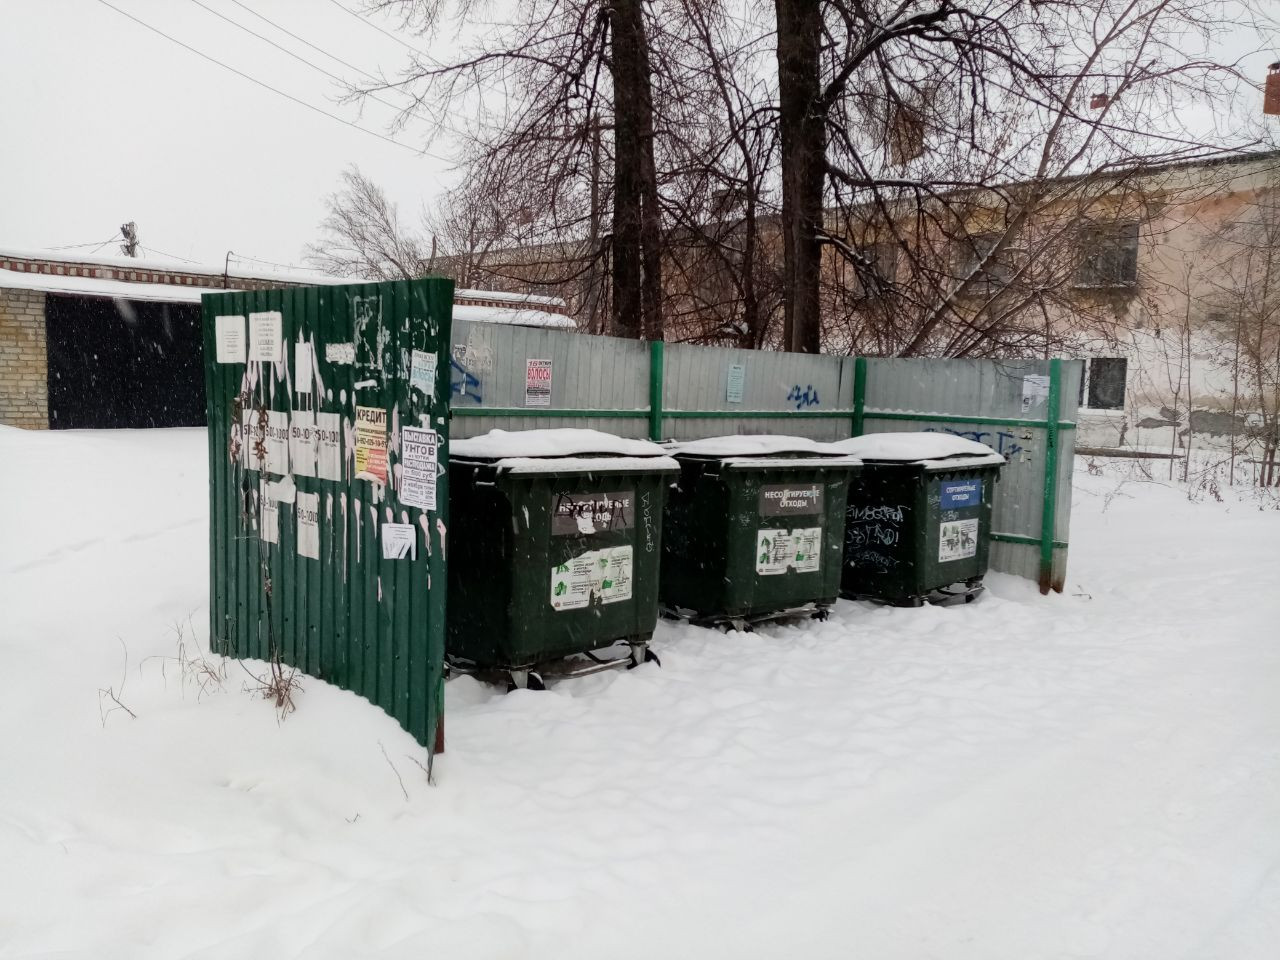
[1076, 222, 1138, 287]
[1080, 357, 1127, 410]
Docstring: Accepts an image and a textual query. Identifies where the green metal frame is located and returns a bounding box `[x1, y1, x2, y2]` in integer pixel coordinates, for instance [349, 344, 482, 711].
[449, 346, 1072, 595]
[853, 357, 1071, 595]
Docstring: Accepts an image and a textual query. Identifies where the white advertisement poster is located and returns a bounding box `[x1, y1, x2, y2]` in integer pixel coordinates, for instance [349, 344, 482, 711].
[240, 408, 263, 470]
[726, 363, 745, 403]
[294, 341, 313, 393]
[264, 410, 290, 475]
[214, 315, 245, 363]
[1021, 374, 1050, 413]
[325, 342, 355, 365]
[755, 527, 822, 576]
[381, 523, 417, 560]
[939, 518, 979, 562]
[525, 358, 552, 407]
[296, 492, 320, 560]
[315, 412, 343, 482]
[409, 349, 438, 396]
[248, 311, 283, 363]
[550, 546, 633, 611]
[289, 409, 316, 477]
[399, 426, 438, 511]
[258, 481, 278, 545]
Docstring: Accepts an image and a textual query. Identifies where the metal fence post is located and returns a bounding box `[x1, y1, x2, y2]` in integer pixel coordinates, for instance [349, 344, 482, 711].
[648, 339, 665, 441]
[1039, 358, 1062, 594]
[851, 356, 867, 437]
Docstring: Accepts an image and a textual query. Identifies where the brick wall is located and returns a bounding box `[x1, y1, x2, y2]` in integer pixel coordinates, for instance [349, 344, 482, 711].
[0, 289, 49, 429]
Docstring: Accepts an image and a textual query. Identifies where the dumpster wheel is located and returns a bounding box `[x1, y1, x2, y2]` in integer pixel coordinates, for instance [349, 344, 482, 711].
[507, 669, 546, 692]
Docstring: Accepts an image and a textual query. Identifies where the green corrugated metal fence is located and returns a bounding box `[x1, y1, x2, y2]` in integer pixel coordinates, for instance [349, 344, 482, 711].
[202, 278, 452, 753]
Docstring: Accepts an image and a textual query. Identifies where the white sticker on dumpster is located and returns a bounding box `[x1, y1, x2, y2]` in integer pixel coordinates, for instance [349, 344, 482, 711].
[938, 518, 978, 562]
[755, 527, 821, 576]
[550, 545, 633, 611]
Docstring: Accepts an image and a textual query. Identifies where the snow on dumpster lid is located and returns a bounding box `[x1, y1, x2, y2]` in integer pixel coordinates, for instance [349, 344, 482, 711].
[480, 455, 680, 475]
[451, 428, 668, 461]
[825, 432, 1004, 467]
[667, 435, 839, 458]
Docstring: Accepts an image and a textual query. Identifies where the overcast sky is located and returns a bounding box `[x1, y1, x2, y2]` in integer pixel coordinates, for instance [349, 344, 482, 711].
[2, 0, 457, 269]
[2, 1, 1276, 273]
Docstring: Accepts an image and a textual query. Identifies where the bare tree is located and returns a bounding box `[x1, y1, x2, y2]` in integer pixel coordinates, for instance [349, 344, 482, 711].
[306, 165, 427, 280]
[774, 0, 1259, 354]
[356, 0, 665, 339]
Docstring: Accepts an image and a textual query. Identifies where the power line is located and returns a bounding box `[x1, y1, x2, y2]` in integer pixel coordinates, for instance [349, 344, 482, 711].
[48, 237, 120, 251]
[184, 0, 455, 149]
[322, 0, 439, 64]
[140, 244, 201, 264]
[93, 0, 433, 158]
[225, 0, 380, 82]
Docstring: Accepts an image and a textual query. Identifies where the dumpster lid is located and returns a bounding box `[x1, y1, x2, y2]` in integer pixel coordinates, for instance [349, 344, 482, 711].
[825, 432, 1004, 469]
[668, 434, 845, 458]
[451, 428, 679, 475]
[722, 455, 863, 470]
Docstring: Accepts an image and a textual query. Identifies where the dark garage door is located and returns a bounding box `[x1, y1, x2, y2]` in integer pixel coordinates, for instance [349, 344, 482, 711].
[46, 294, 206, 429]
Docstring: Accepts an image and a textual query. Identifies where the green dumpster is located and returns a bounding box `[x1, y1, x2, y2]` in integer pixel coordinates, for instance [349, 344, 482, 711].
[830, 433, 1005, 606]
[660, 436, 863, 627]
[447, 429, 678, 688]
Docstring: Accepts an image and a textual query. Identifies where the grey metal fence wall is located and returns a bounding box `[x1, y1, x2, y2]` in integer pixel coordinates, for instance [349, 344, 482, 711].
[449, 317, 1081, 593]
[855, 357, 1082, 592]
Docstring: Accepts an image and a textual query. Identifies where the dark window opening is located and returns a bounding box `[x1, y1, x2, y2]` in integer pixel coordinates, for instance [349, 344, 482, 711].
[1083, 357, 1127, 410]
[1076, 222, 1139, 287]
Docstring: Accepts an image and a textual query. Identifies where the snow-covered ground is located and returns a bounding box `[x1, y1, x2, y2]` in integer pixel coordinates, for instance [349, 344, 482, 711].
[1, 426, 1277, 959]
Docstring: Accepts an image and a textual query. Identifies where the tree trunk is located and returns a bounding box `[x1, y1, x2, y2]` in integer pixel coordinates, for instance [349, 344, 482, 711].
[610, 0, 663, 341]
[775, 0, 824, 354]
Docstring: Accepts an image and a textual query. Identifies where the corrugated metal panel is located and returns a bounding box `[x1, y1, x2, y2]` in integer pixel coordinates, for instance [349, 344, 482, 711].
[662, 345, 855, 440]
[449, 319, 650, 439]
[860, 358, 1082, 590]
[202, 278, 452, 751]
[442, 316, 1081, 593]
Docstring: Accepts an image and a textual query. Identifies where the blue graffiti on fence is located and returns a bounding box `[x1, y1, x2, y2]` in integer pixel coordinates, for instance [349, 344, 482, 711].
[451, 357, 483, 404]
[924, 426, 1024, 458]
[787, 384, 821, 410]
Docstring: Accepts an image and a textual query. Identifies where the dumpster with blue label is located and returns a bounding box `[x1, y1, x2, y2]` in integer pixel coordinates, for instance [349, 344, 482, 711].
[828, 433, 1005, 606]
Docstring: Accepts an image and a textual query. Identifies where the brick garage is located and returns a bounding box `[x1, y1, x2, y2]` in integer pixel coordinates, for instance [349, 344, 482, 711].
[0, 249, 572, 429]
[0, 288, 49, 429]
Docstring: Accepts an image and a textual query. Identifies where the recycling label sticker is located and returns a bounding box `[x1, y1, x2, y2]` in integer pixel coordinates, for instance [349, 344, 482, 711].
[938, 518, 979, 562]
[755, 527, 822, 576]
[550, 546, 634, 611]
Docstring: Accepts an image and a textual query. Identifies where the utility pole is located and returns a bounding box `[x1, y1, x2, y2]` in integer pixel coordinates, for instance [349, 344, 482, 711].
[119, 222, 139, 258]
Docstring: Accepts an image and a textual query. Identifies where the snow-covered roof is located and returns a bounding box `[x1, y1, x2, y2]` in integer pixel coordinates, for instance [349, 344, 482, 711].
[667, 435, 839, 458]
[452, 304, 574, 329]
[0, 246, 570, 316]
[454, 287, 564, 309]
[452, 428, 667, 460]
[0, 267, 210, 303]
[0, 245, 335, 286]
[0, 268, 571, 328]
[826, 432, 1004, 468]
